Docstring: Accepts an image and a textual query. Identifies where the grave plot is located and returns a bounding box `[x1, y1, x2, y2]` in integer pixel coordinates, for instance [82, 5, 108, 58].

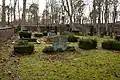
[42, 35, 76, 53]
[0, 33, 120, 80]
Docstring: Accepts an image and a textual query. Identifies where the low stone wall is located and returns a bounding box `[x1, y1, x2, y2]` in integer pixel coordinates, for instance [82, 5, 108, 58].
[0, 27, 14, 42]
[20, 23, 120, 34]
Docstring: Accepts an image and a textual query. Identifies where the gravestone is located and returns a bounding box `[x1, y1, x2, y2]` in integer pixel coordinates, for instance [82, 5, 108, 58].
[61, 31, 73, 36]
[53, 36, 67, 51]
[48, 32, 56, 36]
[48, 30, 56, 37]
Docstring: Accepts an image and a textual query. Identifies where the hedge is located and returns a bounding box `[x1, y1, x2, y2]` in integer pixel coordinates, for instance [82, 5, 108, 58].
[115, 35, 120, 41]
[14, 44, 34, 54]
[19, 31, 32, 39]
[67, 35, 78, 42]
[43, 31, 47, 36]
[14, 40, 34, 54]
[79, 39, 97, 49]
[34, 33, 43, 37]
[17, 40, 28, 45]
[102, 40, 120, 50]
[21, 38, 37, 42]
[42, 46, 55, 53]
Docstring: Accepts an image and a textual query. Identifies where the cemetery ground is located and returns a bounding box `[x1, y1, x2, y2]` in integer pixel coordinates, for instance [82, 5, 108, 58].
[0, 35, 120, 80]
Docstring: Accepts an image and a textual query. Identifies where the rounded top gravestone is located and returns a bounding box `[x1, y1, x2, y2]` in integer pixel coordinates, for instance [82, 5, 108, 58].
[53, 36, 67, 51]
[48, 30, 56, 37]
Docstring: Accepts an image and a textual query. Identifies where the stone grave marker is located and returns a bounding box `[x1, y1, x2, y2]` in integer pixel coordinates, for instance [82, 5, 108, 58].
[48, 32, 56, 37]
[61, 31, 73, 36]
[48, 30, 56, 37]
[53, 36, 67, 51]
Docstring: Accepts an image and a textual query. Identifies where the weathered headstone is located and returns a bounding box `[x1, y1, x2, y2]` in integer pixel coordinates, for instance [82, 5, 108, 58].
[48, 30, 56, 37]
[61, 31, 73, 36]
[48, 32, 56, 36]
[53, 36, 67, 51]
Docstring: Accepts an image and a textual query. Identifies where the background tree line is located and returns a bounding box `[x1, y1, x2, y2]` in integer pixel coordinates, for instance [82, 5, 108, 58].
[0, 0, 120, 35]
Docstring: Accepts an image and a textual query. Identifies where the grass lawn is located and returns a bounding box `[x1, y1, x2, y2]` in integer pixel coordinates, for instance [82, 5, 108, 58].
[0, 36, 120, 80]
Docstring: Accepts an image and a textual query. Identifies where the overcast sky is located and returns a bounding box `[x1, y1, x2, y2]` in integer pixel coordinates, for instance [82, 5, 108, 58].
[0, 0, 120, 22]
[0, 0, 94, 18]
[0, 0, 46, 13]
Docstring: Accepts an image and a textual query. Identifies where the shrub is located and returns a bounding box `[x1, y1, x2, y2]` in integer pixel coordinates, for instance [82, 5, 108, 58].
[21, 38, 37, 42]
[72, 30, 79, 35]
[68, 35, 78, 42]
[102, 40, 120, 50]
[61, 31, 73, 35]
[14, 44, 34, 54]
[19, 31, 32, 39]
[42, 46, 55, 53]
[56, 48, 64, 52]
[28, 38, 37, 42]
[23, 29, 28, 32]
[112, 41, 120, 50]
[66, 46, 76, 51]
[34, 33, 43, 37]
[115, 35, 120, 41]
[42, 46, 76, 53]
[17, 40, 28, 45]
[79, 39, 97, 49]
[43, 31, 47, 36]
[76, 32, 83, 36]
[14, 40, 34, 54]
[15, 27, 21, 33]
[102, 40, 113, 50]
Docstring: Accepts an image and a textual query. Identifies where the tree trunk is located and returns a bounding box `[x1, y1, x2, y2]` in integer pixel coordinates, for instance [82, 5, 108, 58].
[18, 0, 20, 23]
[79, 16, 81, 24]
[13, 0, 17, 24]
[22, 0, 27, 26]
[8, 8, 10, 26]
[11, 8, 12, 24]
[97, 2, 101, 36]
[65, 0, 73, 31]
[113, 3, 117, 35]
[105, 0, 108, 34]
[113, 5, 117, 24]
[69, 0, 73, 31]
[102, 10, 104, 24]
[2, 0, 6, 27]
[93, 0, 97, 35]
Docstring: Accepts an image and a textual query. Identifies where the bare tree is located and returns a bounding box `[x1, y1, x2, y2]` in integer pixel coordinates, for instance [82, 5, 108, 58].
[73, 0, 85, 24]
[104, 0, 109, 33]
[13, 0, 17, 24]
[29, 3, 39, 25]
[22, 0, 27, 25]
[1, 0, 6, 26]
[113, 0, 118, 23]
[61, 0, 73, 30]
[6, 6, 10, 25]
